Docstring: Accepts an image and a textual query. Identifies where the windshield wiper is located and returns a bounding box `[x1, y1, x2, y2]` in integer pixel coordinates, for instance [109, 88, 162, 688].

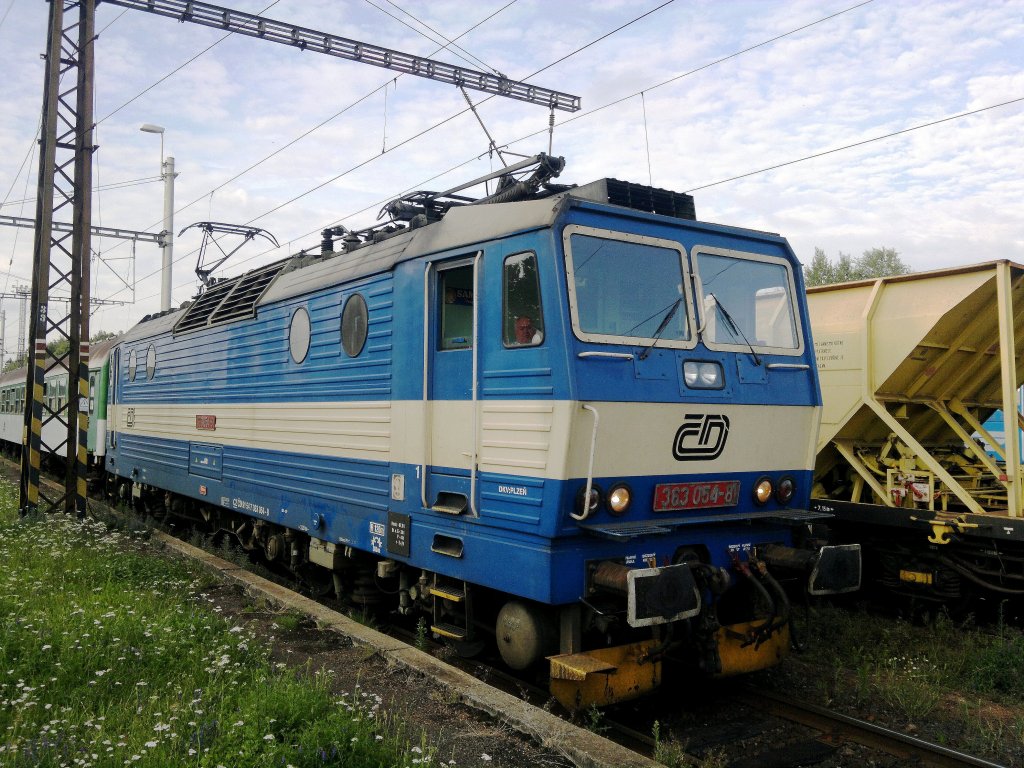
[639, 298, 682, 360]
[708, 293, 761, 366]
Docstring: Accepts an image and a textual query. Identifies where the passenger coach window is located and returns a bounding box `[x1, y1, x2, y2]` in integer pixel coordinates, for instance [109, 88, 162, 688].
[503, 252, 544, 347]
[695, 250, 800, 350]
[439, 266, 474, 350]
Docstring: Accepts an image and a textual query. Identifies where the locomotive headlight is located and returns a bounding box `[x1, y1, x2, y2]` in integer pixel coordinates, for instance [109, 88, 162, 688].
[683, 361, 723, 389]
[573, 484, 603, 520]
[753, 477, 774, 505]
[775, 476, 795, 505]
[608, 484, 632, 515]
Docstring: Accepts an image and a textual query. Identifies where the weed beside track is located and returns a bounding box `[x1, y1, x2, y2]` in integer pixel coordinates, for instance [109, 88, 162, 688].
[0, 478, 436, 768]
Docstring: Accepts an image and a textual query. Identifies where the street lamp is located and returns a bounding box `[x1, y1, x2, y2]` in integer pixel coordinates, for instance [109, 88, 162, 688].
[139, 123, 164, 165]
[140, 123, 176, 312]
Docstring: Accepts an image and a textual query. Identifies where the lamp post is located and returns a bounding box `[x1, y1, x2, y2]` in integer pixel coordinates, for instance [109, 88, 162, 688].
[140, 124, 176, 312]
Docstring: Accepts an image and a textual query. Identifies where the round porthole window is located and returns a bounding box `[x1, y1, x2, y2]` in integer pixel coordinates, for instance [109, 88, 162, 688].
[289, 306, 311, 364]
[146, 345, 156, 380]
[128, 349, 137, 381]
[341, 293, 368, 358]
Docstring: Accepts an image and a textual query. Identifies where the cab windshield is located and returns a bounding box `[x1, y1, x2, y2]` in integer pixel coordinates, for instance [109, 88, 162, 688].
[695, 249, 800, 351]
[565, 230, 690, 345]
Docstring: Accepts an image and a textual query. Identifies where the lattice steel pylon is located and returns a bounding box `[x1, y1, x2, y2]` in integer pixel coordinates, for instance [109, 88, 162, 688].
[21, 0, 94, 517]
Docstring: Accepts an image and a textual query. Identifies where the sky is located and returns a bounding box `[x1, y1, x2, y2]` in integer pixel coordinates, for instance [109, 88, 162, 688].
[0, 0, 1021, 349]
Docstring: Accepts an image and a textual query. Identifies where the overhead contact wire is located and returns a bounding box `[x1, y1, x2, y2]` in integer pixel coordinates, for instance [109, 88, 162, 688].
[684, 95, 1024, 193]
[364, 0, 502, 75]
[111, 0, 675, 300]
[102, 0, 520, 260]
[102, 0, 893, 308]
[97, 0, 282, 124]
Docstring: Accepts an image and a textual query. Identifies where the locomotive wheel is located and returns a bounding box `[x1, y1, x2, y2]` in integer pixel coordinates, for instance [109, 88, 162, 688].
[299, 564, 335, 599]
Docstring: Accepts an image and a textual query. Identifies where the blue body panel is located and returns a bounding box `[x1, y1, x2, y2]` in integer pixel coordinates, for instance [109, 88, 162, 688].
[107, 197, 820, 607]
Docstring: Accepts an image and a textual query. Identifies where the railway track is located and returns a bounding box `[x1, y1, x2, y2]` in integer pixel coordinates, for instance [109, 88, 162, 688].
[9, 459, 1010, 768]
[744, 689, 1005, 768]
[595, 685, 1007, 768]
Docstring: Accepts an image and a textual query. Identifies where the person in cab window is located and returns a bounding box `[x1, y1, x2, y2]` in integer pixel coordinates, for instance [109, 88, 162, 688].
[515, 315, 543, 346]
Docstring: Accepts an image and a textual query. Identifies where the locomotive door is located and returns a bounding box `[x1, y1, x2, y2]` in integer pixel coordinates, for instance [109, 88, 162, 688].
[423, 254, 481, 515]
[108, 348, 118, 449]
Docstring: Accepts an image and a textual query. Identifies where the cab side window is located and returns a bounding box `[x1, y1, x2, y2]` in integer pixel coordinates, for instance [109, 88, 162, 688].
[503, 252, 544, 348]
[439, 265, 474, 350]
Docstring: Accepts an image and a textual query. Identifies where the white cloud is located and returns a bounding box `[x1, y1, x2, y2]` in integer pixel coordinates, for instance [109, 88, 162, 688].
[0, 0, 1021, 338]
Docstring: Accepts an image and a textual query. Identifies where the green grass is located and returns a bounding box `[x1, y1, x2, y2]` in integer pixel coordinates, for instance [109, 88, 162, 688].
[792, 600, 1024, 760]
[0, 480, 434, 767]
[807, 601, 1024, 702]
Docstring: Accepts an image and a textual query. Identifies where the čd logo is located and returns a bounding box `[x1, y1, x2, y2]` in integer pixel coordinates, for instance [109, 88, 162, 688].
[673, 414, 729, 460]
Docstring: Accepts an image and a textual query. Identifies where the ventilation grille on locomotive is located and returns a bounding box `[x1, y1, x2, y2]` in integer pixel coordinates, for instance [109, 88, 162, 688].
[571, 178, 696, 220]
[174, 260, 287, 334]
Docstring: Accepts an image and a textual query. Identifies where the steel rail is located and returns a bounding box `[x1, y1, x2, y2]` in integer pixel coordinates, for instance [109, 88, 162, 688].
[752, 688, 1007, 768]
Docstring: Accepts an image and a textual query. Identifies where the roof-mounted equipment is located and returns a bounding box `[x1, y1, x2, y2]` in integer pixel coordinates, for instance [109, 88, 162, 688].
[179, 221, 280, 287]
[569, 178, 696, 221]
[381, 152, 568, 226]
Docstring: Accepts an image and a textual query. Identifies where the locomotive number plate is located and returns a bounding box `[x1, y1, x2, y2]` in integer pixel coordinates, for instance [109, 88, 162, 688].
[653, 480, 739, 512]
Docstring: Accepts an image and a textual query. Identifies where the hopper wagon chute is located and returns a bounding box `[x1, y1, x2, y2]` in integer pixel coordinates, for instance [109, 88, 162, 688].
[807, 260, 1024, 603]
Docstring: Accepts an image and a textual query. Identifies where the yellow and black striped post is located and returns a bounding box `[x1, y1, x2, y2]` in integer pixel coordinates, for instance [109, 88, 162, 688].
[20, 337, 48, 514]
[19, 0, 95, 517]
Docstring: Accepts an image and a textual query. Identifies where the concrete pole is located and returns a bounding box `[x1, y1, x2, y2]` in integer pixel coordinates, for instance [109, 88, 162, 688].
[140, 124, 175, 313]
[160, 155, 176, 312]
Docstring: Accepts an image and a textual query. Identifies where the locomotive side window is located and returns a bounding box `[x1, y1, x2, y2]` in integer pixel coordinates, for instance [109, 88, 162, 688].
[128, 349, 137, 381]
[694, 248, 801, 353]
[341, 293, 369, 358]
[146, 345, 157, 380]
[503, 252, 544, 347]
[564, 227, 692, 347]
[439, 266, 474, 350]
[289, 306, 312, 364]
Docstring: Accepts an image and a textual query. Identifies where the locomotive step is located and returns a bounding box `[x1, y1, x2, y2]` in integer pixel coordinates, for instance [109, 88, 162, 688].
[548, 652, 617, 681]
[431, 491, 468, 515]
[431, 622, 468, 640]
[429, 585, 466, 602]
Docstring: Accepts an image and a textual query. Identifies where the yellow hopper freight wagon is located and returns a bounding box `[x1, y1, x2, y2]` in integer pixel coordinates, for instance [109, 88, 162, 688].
[808, 260, 1024, 606]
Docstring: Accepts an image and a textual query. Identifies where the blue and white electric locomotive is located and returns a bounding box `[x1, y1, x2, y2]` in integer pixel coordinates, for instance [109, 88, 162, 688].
[105, 158, 859, 709]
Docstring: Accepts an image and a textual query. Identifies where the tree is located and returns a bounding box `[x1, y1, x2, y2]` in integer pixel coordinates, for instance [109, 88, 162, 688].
[804, 246, 910, 286]
[857, 247, 909, 279]
[803, 248, 835, 286]
[2, 330, 119, 373]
